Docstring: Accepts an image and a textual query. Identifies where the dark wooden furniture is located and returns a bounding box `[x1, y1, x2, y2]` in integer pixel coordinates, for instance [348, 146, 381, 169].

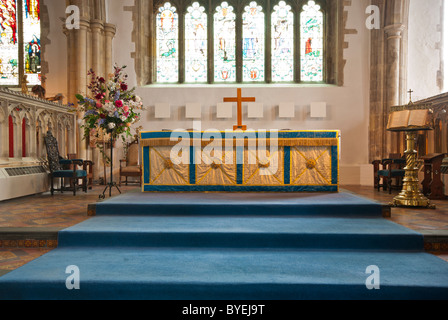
[372, 153, 406, 194]
[68, 154, 94, 190]
[421, 153, 446, 200]
[119, 140, 142, 186]
[44, 131, 88, 196]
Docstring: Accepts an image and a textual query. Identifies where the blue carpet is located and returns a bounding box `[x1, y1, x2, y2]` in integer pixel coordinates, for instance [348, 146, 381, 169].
[1, 191, 448, 300]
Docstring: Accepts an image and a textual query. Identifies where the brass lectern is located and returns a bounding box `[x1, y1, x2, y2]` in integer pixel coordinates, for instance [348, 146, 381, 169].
[387, 94, 435, 209]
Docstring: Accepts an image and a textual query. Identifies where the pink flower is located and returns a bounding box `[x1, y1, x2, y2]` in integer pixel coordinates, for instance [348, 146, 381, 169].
[123, 105, 129, 112]
[115, 100, 123, 108]
[96, 102, 102, 108]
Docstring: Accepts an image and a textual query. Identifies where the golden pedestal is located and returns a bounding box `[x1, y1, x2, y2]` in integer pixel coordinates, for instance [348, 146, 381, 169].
[389, 131, 435, 209]
[387, 92, 436, 209]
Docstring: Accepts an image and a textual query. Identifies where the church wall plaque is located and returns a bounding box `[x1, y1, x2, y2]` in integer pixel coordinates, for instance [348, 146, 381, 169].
[140, 130, 340, 192]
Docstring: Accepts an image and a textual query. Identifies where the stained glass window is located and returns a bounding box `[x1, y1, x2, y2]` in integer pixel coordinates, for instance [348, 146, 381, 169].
[300, 0, 323, 82]
[185, 2, 207, 83]
[23, 0, 41, 86]
[153, 1, 327, 84]
[156, 2, 179, 83]
[271, 1, 294, 82]
[214, 2, 236, 82]
[0, 0, 19, 85]
[242, 1, 264, 82]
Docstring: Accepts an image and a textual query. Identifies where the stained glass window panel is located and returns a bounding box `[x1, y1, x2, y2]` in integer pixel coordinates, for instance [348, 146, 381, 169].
[23, 0, 41, 85]
[214, 2, 236, 82]
[156, 2, 179, 83]
[0, 0, 19, 85]
[185, 2, 207, 83]
[242, 1, 264, 82]
[271, 1, 294, 82]
[300, 0, 323, 82]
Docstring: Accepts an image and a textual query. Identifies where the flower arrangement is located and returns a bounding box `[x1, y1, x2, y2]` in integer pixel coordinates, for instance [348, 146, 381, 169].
[74, 65, 144, 148]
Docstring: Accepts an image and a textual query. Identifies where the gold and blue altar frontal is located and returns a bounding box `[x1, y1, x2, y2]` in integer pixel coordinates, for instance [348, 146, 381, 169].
[140, 130, 340, 192]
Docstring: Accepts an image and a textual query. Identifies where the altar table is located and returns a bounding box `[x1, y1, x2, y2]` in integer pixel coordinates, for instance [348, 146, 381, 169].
[140, 130, 340, 192]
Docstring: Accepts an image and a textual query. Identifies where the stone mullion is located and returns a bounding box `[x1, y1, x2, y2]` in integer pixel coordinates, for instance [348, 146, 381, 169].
[179, 8, 185, 84]
[294, 3, 301, 83]
[208, 0, 214, 84]
[265, 0, 271, 84]
[236, 4, 243, 83]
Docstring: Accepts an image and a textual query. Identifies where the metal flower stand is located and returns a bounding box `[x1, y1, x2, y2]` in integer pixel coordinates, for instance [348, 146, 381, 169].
[99, 135, 121, 199]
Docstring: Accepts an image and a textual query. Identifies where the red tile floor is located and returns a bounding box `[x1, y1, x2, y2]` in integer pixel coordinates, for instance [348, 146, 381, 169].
[0, 185, 447, 276]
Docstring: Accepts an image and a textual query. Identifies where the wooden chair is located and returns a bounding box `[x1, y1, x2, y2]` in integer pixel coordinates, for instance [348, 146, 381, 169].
[119, 140, 142, 186]
[372, 153, 406, 194]
[68, 153, 94, 190]
[44, 131, 88, 196]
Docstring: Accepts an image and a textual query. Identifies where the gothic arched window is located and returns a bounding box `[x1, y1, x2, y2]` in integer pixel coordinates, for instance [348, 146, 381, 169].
[153, 0, 327, 84]
[271, 1, 294, 82]
[300, 0, 323, 82]
[185, 2, 208, 83]
[214, 2, 236, 82]
[0, 0, 41, 86]
[242, 1, 264, 82]
[156, 2, 179, 83]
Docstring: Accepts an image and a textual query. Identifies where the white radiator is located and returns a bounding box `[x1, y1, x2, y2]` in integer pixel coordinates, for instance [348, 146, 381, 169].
[0, 166, 49, 201]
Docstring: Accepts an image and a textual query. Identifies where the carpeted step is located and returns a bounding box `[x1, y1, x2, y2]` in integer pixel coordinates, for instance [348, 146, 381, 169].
[57, 216, 424, 251]
[95, 192, 385, 217]
[1, 247, 448, 300]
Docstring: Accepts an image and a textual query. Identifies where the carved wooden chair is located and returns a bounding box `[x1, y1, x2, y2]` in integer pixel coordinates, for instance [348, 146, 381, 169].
[372, 153, 406, 194]
[119, 139, 142, 186]
[44, 131, 89, 196]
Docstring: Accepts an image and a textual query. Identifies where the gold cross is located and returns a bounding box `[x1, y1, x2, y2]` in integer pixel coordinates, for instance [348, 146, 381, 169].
[223, 88, 255, 131]
[408, 89, 414, 102]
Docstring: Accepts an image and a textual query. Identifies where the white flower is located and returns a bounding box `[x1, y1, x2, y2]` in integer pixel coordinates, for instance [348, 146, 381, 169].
[135, 96, 141, 102]
[120, 115, 127, 122]
[108, 123, 116, 129]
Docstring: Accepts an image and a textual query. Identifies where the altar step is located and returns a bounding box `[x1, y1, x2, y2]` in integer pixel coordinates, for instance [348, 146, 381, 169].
[93, 190, 389, 218]
[2, 247, 448, 300]
[1, 192, 448, 300]
[58, 216, 423, 251]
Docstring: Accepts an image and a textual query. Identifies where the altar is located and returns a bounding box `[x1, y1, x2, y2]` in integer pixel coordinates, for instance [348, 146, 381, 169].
[140, 130, 339, 192]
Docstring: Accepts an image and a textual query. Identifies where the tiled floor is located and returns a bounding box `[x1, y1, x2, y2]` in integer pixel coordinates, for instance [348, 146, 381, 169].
[0, 185, 447, 276]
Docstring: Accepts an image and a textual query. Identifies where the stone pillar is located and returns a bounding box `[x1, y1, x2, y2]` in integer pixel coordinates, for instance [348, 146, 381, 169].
[104, 23, 116, 75]
[384, 24, 405, 154]
[76, 18, 90, 160]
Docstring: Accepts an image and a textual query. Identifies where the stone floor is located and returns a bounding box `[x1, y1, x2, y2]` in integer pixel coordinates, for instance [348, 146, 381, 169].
[0, 184, 447, 276]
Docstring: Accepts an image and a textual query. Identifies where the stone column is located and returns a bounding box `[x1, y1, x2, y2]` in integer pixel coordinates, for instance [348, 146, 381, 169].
[104, 23, 116, 75]
[384, 24, 405, 154]
[75, 18, 90, 160]
[91, 19, 105, 76]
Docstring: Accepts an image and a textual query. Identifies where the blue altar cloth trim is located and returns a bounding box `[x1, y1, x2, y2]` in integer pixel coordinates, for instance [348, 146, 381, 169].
[143, 146, 150, 184]
[331, 146, 339, 185]
[284, 146, 291, 185]
[189, 146, 196, 185]
[141, 131, 339, 140]
[143, 185, 338, 192]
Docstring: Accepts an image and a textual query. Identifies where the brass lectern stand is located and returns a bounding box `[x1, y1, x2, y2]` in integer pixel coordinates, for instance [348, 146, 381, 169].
[387, 94, 435, 209]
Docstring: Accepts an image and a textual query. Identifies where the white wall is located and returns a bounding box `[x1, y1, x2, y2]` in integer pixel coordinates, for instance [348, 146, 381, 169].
[99, 1, 372, 185]
[408, 0, 443, 100]
[43, 0, 68, 100]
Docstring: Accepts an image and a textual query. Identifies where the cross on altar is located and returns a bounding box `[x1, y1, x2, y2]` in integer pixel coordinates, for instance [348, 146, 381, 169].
[224, 88, 255, 131]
